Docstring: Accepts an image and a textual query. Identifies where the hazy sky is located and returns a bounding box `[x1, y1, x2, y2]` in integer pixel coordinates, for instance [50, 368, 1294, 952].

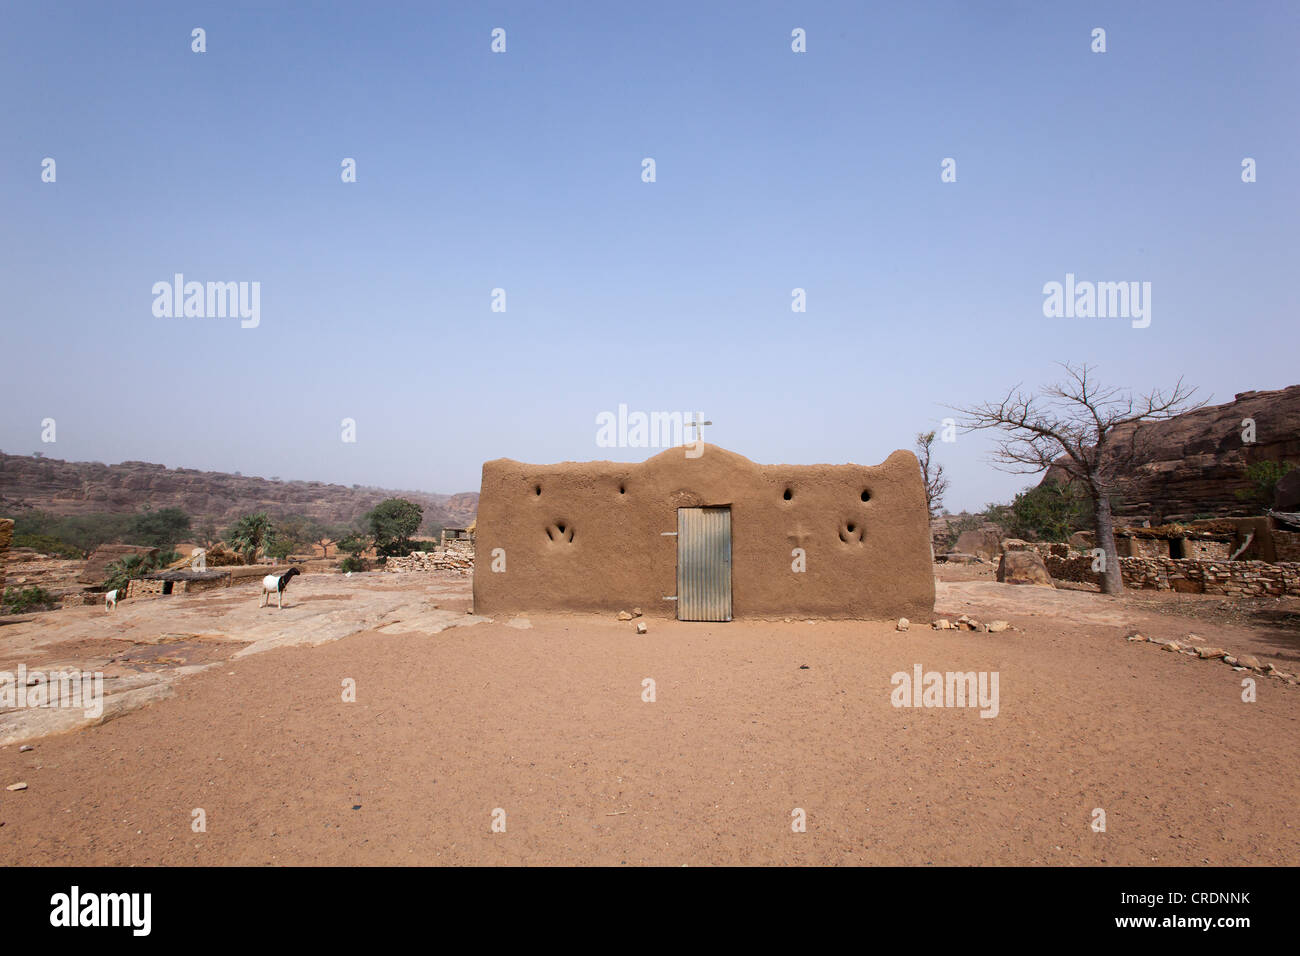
[2, 1, 1296, 510]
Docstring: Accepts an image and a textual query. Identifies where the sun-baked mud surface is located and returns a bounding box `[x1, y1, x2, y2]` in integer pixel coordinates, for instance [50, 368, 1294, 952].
[1, 566, 1297, 866]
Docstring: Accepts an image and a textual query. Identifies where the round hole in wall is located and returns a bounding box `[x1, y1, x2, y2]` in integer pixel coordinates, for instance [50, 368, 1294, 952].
[783, 488, 793, 501]
[847, 523, 856, 533]
[619, 483, 626, 495]
[534, 485, 542, 496]
[861, 489, 871, 502]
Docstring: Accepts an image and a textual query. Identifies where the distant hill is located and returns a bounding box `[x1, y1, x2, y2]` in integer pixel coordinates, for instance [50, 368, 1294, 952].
[0, 454, 478, 529]
[1042, 384, 1300, 524]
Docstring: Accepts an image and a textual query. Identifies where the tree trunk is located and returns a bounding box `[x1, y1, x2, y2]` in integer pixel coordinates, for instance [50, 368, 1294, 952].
[1092, 490, 1124, 594]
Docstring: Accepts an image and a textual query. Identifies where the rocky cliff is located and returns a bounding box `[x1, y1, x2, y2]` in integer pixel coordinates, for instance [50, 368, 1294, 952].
[0, 454, 478, 529]
[1043, 385, 1300, 524]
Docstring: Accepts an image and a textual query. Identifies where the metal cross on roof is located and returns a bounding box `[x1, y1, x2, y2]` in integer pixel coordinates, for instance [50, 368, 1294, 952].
[685, 417, 712, 444]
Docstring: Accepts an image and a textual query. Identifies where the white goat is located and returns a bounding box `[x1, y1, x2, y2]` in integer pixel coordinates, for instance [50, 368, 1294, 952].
[260, 567, 301, 609]
[105, 589, 120, 611]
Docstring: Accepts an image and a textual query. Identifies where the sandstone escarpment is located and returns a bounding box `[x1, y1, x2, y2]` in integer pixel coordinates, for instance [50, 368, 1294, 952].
[0, 454, 478, 528]
[1044, 385, 1300, 524]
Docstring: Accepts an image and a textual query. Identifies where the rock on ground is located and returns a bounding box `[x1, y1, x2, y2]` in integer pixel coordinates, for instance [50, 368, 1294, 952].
[996, 550, 1055, 588]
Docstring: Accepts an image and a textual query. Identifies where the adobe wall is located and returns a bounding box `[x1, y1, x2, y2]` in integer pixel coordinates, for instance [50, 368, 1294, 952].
[472, 444, 935, 621]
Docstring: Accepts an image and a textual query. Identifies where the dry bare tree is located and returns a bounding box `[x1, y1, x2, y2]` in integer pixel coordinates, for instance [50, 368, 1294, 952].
[316, 535, 335, 560]
[914, 430, 949, 520]
[953, 363, 1204, 594]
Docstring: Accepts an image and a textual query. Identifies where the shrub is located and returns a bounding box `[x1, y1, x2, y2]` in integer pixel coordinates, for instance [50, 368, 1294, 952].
[2, 586, 55, 614]
[339, 555, 368, 573]
[11, 533, 83, 558]
[1235, 460, 1294, 511]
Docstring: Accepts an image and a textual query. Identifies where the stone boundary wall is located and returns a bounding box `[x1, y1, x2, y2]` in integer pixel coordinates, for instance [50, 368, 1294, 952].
[1042, 550, 1300, 596]
[385, 550, 473, 574]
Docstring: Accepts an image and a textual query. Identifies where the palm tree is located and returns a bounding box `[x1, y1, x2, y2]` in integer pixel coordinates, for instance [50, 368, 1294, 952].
[225, 512, 274, 564]
[102, 553, 156, 593]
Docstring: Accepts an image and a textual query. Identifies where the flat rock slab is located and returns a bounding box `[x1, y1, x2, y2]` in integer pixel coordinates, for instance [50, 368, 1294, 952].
[373, 607, 492, 636]
[0, 572, 478, 746]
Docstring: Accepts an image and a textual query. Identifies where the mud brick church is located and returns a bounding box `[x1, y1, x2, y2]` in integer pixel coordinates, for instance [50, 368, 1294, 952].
[472, 444, 935, 621]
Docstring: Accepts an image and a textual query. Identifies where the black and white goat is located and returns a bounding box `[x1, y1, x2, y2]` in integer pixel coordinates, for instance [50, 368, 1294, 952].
[260, 567, 300, 609]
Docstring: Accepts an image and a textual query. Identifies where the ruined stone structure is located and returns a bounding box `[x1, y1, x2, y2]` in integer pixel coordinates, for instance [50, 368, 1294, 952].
[472, 444, 935, 621]
[1115, 528, 1233, 560]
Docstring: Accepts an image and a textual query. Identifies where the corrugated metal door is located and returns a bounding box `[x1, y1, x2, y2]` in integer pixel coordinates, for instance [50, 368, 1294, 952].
[677, 507, 732, 622]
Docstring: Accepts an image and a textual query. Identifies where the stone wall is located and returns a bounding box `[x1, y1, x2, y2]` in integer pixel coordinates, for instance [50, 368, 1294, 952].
[1119, 557, 1300, 595]
[1275, 531, 1300, 563]
[127, 578, 168, 598]
[1042, 552, 1098, 583]
[1185, 539, 1232, 560]
[1118, 536, 1168, 559]
[1043, 551, 1300, 596]
[385, 550, 473, 574]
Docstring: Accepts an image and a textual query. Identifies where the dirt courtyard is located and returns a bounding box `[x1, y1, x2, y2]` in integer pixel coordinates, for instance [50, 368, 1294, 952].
[1, 566, 1297, 866]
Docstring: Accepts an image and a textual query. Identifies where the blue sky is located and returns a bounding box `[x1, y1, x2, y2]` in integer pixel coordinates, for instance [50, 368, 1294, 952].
[2, 1, 1296, 510]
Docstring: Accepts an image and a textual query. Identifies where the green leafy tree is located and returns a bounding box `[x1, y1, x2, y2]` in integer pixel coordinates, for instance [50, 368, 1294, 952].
[366, 498, 424, 556]
[1003, 481, 1092, 542]
[12, 510, 134, 553]
[225, 512, 274, 563]
[129, 506, 191, 552]
[265, 536, 295, 562]
[1235, 460, 1294, 511]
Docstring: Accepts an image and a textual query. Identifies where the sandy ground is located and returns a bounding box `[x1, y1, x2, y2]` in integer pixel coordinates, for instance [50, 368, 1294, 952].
[0, 567, 1297, 866]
